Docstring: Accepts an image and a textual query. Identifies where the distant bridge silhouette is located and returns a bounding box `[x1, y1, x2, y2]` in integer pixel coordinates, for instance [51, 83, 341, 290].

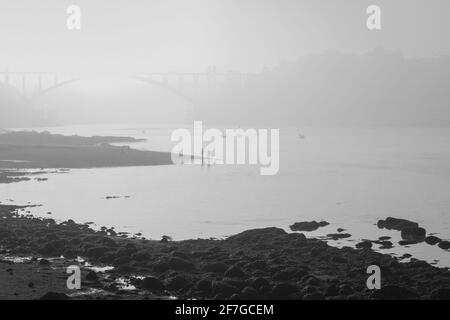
[0, 69, 251, 104]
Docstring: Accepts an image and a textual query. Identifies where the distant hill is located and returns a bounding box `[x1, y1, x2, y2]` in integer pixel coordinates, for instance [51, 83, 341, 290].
[194, 49, 450, 126]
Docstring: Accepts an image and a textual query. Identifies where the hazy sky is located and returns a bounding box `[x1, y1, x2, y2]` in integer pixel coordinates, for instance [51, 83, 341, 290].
[1, 0, 449, 73]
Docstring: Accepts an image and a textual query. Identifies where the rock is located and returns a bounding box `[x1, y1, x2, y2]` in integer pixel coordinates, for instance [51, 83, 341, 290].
[132, 251, 151, 262]
[115, 247, 136, 257]
[167, 257, 194, 270]
[152, 261, 169, 272]
[241, 286, 259, 299]
[377, 217, 418, 231]
[160, 235, 172, 243]
[195, 279, 213, 293]
[227, 227, 287, 243]
[389, 260, 400, 268]
[378, 241, 393, 249]
[271, 283, 298, 298]
[430, 288, 450, 300]
[166, 275, 190, 290]
[425, 236, 441, 245]
[38, 242, 59, 256]
[85, 271, 99, 282]
[258, 285, 272, 296]
[302, 275, 321, 287]
[142, 276, 165, 291]
[401, 227, 426, 242]
[101, 237, 117, 247]
[438, 241, 450, 250]
[229, 293, 241, 300]
[171, 251, 190, 260]
[244, 260, 267, 271]
[339, 284, 354, 296]
[63, 249, 77, 259]
[117, 264, 136, 274]
[370, 285, 419, 300]
[325, 284, 339, 297]
[378, 236, 391, 241]
[40, 292, 69, 300]
[331, 256, 347, 264]
[273, 268, 306, 281]
[104, 283, 119, 292]
[38, 258, 51, 266]
[399, 240, 419, 246]
[213, 281, 239, 297]
[355, 241, 373, 249]
[290, 221, 329, 232]
[224, 265, 245, 278]
[327, 233, 351, 240]
[251, 277, 270, 290]
[301, 285, 316, 295]
[203, 262, 229, 273]
[303, 292, 325, 300]
[85, 246, 110, 259]
[114, 256, 131, 266]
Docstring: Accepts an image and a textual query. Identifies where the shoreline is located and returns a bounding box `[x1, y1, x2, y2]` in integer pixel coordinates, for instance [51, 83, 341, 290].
[0, 130, 173, 169]
[1, 130, 449, 300]
[1, 204, 449, 300]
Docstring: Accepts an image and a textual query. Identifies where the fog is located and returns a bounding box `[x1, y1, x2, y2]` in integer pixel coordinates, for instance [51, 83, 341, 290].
[0, 0, 449, 127]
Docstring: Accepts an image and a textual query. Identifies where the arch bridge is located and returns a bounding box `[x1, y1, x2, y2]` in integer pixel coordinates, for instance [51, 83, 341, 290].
[0, 69, 251, 104]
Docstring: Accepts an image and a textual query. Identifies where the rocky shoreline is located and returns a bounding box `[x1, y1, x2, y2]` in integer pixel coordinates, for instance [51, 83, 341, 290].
[1, 205, 449, 300]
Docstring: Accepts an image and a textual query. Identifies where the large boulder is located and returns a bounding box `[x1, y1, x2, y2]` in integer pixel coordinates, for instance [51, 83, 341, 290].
[438, 241, 450, 250]
[377, 217, 419, 231]
[290, 221, 329, 232]
[355, 241, 373, 249]
[401, 227, 426, 242]
[327, 233, 352, 240]
[425, 236, 441, 245]
[227, 227, 287, 243]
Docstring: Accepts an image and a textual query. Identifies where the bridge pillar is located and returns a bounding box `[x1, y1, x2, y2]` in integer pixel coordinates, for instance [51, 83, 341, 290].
[178, 74, 183, 91]
[207, 66, 217, 90]
[22, 74, 26, 93]
[193, 74, 199, 87]
[38, 73, 42, 91]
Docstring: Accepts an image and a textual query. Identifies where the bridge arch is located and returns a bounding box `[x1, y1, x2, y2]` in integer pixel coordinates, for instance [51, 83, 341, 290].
[29, 76, 197, 105]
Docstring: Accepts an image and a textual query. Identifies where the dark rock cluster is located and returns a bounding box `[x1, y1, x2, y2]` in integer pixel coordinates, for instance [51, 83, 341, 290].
[290, 221, 329, 232]
[378, 217, 449, 250]
[1, 205, 450, 300]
